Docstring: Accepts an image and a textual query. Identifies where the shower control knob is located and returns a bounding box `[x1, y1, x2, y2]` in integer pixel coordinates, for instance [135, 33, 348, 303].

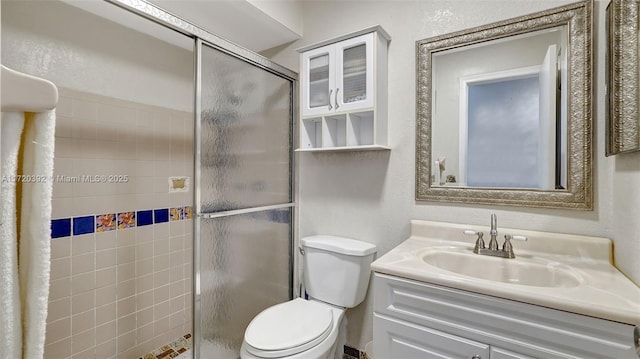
[470, 355, 482, 359]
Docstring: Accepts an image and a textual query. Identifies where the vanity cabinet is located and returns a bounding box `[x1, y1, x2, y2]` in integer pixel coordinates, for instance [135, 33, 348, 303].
[297, 26, 390, 151]
[373, 273, 639, 359]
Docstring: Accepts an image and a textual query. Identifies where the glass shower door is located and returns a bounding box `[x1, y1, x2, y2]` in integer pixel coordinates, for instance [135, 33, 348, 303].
[194, 39, 294, 359]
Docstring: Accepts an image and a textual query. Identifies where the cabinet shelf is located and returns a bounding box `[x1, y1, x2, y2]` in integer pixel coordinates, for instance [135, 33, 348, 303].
[298, 110, 386, 151]
[342, 71, 366, 79]
[309, 78, 329, 85]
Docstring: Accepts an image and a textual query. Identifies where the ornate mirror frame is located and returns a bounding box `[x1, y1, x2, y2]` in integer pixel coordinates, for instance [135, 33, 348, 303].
[416, 0, 593, 210]
[606, 0, 640, 156]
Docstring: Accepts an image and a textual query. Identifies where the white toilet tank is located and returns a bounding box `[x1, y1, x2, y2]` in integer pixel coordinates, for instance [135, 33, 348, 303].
[301, 235, 377, 308]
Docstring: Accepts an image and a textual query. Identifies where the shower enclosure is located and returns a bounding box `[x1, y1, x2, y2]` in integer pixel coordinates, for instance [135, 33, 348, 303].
[194, 39, 295, 358]
[102, 1, 296, 358]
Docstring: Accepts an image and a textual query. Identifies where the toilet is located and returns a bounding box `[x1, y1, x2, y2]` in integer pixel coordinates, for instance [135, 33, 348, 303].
[240, 235, 377, 359]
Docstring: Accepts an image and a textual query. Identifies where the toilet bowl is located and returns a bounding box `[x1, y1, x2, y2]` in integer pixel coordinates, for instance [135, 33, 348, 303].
[240, 235, 377, 359]
[240, 298, 344, 359]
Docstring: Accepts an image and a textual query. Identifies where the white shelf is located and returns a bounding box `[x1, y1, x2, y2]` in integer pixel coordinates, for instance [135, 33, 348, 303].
[342, 71, 366, 79]
[298, 110, 386, 152]
[309, 78, 329, 85]
[295, 145, 390, 152]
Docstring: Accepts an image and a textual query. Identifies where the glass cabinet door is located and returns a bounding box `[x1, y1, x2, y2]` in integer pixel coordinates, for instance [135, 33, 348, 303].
[336, 33, 374, 111]
[301, 46, 335, 117]
[342, 44, 366, 103]
[309, 54, 330, 109]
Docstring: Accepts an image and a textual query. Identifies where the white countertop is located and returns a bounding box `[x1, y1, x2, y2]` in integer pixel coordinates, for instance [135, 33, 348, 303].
[371, 220, 640, 326]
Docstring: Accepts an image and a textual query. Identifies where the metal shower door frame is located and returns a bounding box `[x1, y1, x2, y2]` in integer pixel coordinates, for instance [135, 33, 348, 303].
[195, 39, 296, 359]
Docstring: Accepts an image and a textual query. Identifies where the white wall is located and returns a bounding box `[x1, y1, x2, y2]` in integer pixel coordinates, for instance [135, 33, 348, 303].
[247, 0, 303, 36]
[267, 0, 640, 350]
[1, 0, 193, 112]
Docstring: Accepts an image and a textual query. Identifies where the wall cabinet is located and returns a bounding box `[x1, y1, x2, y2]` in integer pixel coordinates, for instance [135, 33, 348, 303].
[297, 26, 390, 151]
[373, 273, 639, 359]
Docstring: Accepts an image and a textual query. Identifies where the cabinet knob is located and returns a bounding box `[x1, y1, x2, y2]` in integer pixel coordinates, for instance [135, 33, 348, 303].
[328, 89, 333, 110]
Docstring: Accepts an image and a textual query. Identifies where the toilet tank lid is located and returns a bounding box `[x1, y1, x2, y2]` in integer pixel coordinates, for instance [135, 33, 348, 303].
[301, 235, 377, 256]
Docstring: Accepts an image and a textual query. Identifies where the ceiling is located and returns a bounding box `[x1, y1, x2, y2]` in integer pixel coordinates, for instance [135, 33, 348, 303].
[62, 0, 302, 53]
[149, 0, 301, 52]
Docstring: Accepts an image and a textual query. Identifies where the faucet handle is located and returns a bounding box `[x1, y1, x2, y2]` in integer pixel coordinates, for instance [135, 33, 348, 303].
[502, 235, 515, 258]
[502, 234, 527, 258]
[464, 230, 485, 253]
[504, 234, 528, 242]
[511, 235, 528, 241]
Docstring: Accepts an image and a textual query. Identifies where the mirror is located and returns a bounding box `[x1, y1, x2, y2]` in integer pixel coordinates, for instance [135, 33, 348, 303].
[416, 0, 593, 209]
[606, 0, 640, 155]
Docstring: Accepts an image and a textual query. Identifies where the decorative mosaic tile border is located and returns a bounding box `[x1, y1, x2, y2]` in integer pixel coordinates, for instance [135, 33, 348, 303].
[140, 333, 192, 359]
[96, 213, 116, 232]
[51, 206, 193, 239]
[343, 344, 370, 359]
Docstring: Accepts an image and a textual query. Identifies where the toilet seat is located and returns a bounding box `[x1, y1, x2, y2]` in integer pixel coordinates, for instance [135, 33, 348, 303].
[244, 298, 334, 358]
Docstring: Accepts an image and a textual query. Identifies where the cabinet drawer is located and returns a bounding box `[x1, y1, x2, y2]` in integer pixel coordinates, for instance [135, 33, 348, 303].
[373, 273, 639, 359]
[374, 313, 490, 359]
[491, 347, 536, 359]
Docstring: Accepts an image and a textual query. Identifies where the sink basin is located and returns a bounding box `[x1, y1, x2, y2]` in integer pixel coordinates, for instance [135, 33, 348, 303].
[420, 248, 582, 288]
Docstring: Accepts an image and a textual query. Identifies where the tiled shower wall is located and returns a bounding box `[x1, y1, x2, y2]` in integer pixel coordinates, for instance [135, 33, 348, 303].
[44, 88, 194, 359]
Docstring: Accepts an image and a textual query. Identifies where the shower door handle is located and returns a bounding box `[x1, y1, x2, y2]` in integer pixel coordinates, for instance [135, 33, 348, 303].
[328, 89, 333, 110]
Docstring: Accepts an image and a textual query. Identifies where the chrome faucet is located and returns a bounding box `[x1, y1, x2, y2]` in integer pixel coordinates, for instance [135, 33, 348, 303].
[464, 214, 527, 259]
[488, 213, 499, 251]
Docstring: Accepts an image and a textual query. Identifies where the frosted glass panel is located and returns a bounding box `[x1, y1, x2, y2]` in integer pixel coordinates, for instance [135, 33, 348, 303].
[197, 209, 291, 358]
[200, 44, 292, 212]
[342, 44, 367, 103]
[309, 54, 330, 108]
[467, 77, 540, 188]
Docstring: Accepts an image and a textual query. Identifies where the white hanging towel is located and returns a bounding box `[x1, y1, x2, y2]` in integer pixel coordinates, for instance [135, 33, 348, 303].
[0, 109, 56, 359]
[1, 112, 26, 359]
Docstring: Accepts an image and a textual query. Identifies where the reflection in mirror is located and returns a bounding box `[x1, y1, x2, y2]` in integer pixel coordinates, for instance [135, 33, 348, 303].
[416, 0, 593, 209]
[431, 27, 568, 190]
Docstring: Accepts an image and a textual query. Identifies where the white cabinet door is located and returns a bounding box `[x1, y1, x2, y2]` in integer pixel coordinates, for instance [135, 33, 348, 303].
[335, 33, 375, 112]
[374, 314, 490, 359]
[301, 44, 336, 117]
